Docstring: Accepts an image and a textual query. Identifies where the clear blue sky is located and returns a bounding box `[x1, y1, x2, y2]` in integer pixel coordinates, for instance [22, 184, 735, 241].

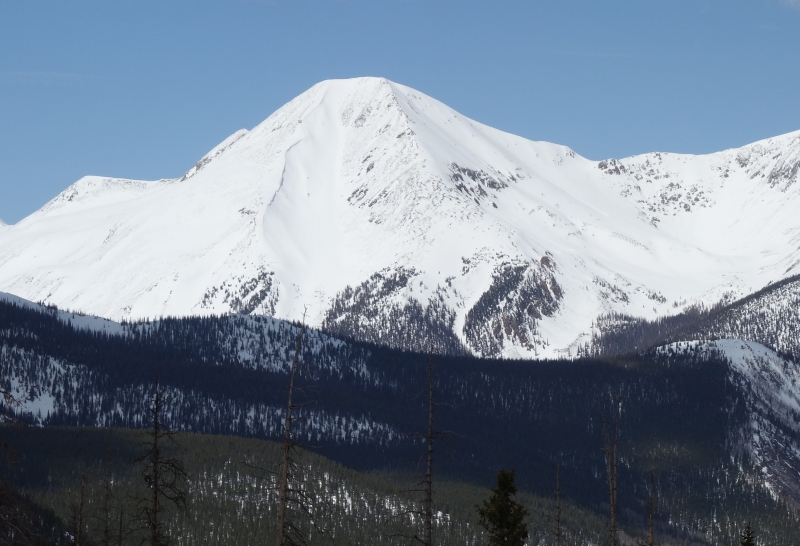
[1, 0, 799, 223]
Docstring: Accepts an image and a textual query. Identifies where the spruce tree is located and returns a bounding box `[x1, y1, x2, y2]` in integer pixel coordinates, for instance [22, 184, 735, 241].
[740, 522, 755, 546]
[476, 469, 529, 546]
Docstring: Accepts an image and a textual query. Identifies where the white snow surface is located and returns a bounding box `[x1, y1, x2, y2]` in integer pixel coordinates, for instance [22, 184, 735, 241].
[716, 340, 800, 416]
[1, 77, 799, 358]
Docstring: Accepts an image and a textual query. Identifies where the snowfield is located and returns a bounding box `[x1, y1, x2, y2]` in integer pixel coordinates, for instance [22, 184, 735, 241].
[0, 77, 798, 358]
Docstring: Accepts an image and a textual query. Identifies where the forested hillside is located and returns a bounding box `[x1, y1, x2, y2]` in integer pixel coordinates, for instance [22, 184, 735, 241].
[588, 274, 800, 360]
[2, 426, 614, 546]
[2, 298, 800, 544]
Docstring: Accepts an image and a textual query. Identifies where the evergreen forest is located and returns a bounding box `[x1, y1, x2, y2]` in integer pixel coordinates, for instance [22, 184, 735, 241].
[2, 285, 800, 545]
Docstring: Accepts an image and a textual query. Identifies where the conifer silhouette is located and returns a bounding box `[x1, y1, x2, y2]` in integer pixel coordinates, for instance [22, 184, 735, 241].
[476, 469, 529, 546]
[740, 522, 755, 546]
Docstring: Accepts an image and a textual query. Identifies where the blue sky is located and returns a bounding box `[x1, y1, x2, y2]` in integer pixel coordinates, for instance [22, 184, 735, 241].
[1, 0, 799, 223]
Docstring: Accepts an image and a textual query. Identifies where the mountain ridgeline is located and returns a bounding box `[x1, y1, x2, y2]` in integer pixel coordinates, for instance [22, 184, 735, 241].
[1, 77, 799, 358]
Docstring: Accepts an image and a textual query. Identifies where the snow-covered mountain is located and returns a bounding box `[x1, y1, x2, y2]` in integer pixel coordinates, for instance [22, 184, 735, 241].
[1, 77, 799, 358]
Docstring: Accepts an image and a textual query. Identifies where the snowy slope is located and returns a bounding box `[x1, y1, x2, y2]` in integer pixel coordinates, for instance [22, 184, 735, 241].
[660, 340, 800, 503]
[691, 275, 800, 361]
[0, 290, 125, 335]
[0, 77, 799, 358]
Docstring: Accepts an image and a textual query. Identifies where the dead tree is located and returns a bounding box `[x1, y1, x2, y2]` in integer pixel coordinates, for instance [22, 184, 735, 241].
[548, 463, 564, 546]
[102, 473, 112, 546]
[135, 383, 187, 546]
[95, 454, 115, 546]
[640, 470, 655, 546]
[420, 352, 435, 546]
[381, 350, 446, 546]
[117, 508, 124, 546]
[243, 316, 328, 546]
[70, 474, 87, 545]
[602, 396, 623, 546]
[274, 321, 309, 546]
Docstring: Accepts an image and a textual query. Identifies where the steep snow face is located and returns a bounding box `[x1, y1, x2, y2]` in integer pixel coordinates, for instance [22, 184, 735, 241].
[715, 340, 800, 418]
[660, 340, 800, 503]
[0, 77, 799, 358]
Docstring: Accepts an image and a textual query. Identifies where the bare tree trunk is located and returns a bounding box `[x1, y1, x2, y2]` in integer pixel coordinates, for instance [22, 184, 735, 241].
[150, 391, 161, 546]
[422, 352, 434, 546]
[136, 383, 186, 546]
[553, 463, 563, 546]
[99, 454, 113, 546]
[647, 470, 655, 546]
[602, 396, 623, 546]
[76, 474, 86, 546]
[385, 351, 441, 545]
[102, 483, 111, 546]
[117, 507, 124, 546]
[274, 322, 306, 546]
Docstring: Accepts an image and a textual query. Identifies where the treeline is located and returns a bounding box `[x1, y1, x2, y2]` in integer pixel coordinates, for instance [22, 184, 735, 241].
[587, 274, 800, 359]
[321, 268, 468, 356]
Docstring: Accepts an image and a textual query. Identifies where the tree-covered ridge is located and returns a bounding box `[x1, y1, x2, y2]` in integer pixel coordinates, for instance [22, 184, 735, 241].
[689, 276, 800, 362]
[587, 274, 800, 360]
[2, 299, 800, 543]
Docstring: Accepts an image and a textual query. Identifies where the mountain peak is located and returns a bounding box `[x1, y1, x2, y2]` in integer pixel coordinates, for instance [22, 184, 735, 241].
[32, 176, 155, 220]
[2, 79, 800, 358]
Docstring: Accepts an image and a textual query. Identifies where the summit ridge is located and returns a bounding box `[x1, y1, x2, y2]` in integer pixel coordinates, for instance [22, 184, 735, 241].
[0, 77, 799, 358]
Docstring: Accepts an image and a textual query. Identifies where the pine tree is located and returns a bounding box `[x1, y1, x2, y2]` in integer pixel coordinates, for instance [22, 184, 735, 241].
[740, 522, 755, 546]
[476, 469, 529, 546]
